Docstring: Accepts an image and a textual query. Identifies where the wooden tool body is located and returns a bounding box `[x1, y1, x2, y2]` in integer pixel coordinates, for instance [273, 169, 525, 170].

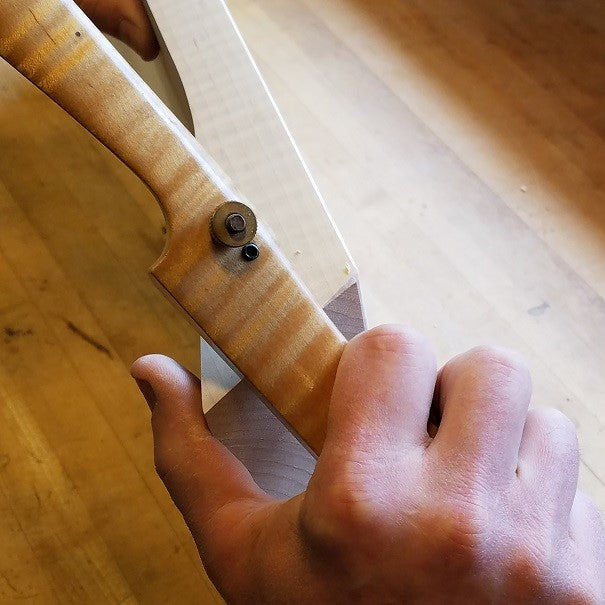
[0, 0, 346, 453]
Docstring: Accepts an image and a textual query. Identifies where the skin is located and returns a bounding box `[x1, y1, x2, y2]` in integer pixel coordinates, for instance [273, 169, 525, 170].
[131, 326, 605, 603]
[75, 0, 159, 60]
[80, 3, 605, 601]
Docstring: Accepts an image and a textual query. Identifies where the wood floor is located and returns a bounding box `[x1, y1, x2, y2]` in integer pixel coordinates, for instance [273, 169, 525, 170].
[1, 0, 604, 602]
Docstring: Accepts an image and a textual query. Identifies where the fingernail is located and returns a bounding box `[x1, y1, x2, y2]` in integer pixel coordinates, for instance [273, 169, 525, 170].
[134, 378, 157, 411]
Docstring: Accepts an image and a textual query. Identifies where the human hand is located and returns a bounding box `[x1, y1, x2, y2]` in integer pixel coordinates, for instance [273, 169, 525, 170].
[131, 326, 605, 603]
[76, 0, 158, 60]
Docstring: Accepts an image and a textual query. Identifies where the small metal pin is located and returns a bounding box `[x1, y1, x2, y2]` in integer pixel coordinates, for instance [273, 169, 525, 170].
[241, 243, 260, 262]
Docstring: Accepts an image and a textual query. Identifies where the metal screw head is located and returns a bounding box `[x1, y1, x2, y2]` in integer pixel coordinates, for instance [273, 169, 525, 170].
[210, 201, 257, 247]
[241, 243, 260, 262]
[225, 213, 246, 235]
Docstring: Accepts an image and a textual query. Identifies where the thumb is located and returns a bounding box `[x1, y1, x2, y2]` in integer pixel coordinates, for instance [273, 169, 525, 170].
[130, 355, 269, 543]
[76, 0, 160, 60]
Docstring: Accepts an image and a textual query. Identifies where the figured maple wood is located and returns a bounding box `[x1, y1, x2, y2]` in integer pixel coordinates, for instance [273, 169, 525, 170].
[130, 0, 360, 413]
[143, 0, 356, 308]
[0, 0, 345, 453]
[206, 282, 366, 499]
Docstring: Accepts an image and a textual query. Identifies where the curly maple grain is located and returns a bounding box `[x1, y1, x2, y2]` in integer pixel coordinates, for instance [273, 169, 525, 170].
[0, 0, 346, 453]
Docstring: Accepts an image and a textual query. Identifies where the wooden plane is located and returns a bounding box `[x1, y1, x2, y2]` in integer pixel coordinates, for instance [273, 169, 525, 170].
[0, 0, 366, 497]
[138, 0, 368, 496]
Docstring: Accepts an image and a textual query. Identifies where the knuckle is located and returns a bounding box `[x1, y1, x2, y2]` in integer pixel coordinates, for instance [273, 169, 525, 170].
[300, 477, 385, 551]
[467, 345, 529, 378]
[438, 497, 489, 552]
[440, 345, 531, 398]
[531, 408, 579, 461]
[503, 544, 550, 594]
[532, 407, 577, 436]
[353, 324, 430, 358]
[411, 497, 489, 571]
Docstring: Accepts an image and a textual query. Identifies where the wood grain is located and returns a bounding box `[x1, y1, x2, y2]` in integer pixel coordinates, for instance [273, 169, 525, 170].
[206, 283, 366, 499]
[134, 0, 359, 413]
[1, 0, 604, 601]
[0, 0, 346, 453]
[143, 0, 356, 308]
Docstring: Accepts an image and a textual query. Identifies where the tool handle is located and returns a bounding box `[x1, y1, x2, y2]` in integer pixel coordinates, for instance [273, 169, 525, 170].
[0, 0, 346, 453]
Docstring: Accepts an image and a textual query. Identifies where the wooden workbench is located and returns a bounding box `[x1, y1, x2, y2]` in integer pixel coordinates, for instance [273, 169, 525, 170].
[0, 0, 604, 601]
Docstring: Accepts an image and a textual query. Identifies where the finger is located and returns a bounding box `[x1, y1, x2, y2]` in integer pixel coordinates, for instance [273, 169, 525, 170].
[76, 0, 159, 60]
[431, 346, 532, 482]
[517, 408, 579, 526]
[322, 325, 437, 460]
[130, 355, 269, 538]
[569, 491, 605, 581]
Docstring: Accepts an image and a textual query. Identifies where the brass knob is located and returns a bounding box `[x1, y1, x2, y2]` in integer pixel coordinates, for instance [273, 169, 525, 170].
[210, 201, 257, 248]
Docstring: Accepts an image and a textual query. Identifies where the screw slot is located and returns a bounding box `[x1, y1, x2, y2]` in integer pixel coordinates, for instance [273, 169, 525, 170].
[241, 243, 260, 262]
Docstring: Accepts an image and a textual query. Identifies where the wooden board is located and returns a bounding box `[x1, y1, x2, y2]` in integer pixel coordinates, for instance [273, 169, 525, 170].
[205, 282, 365, 499]
[0, 0, 604, 601]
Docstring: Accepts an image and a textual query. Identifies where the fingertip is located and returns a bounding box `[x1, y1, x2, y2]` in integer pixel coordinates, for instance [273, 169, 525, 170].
[130, 353, 175, 381]
[130, 355, 169, 398]
[130, 354, 203, 423]
[131, 355, 177, 412]
[77, 0, 159, 61]
[140, 35, 160, 62]
[130, 353, 156, 379]
[118, 18, 159, 61]
[131, 353, 198, 387]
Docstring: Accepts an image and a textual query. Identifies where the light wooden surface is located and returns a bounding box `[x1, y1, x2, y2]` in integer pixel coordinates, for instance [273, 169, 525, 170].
[1, 0, 604, 602]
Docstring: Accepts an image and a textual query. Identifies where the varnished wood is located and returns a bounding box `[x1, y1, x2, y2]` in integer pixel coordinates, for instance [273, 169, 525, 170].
[1, 0, 604, 601]
[0, 0, 346, 453]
